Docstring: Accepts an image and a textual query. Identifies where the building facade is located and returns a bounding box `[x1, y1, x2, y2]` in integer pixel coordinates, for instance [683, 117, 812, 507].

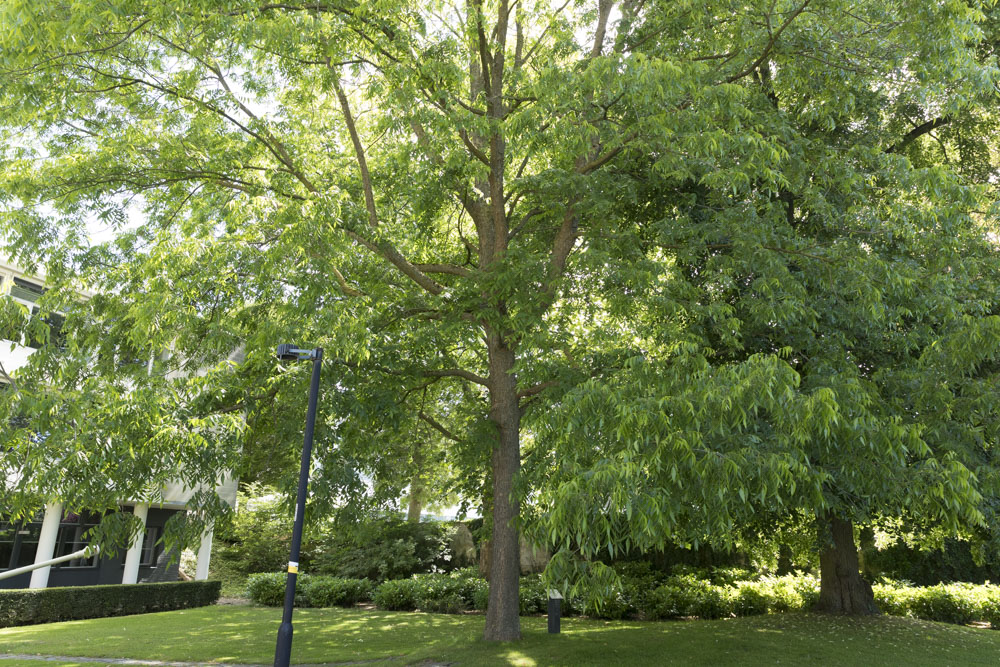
[0, 260, 237, 589]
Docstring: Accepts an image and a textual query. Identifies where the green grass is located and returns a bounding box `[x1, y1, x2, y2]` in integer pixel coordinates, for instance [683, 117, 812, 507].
[2, 606, 1000, 665]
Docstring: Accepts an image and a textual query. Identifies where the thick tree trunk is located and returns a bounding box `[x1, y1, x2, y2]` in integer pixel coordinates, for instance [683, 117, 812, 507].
[483, 333, 522, 641]
[815, 515, 879, 615]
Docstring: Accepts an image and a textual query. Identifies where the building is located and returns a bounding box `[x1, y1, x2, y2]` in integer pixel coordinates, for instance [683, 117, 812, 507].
[0, 259, 237, 589]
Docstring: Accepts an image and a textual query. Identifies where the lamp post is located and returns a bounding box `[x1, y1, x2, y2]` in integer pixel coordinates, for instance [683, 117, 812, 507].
[273, 344, 323, 667]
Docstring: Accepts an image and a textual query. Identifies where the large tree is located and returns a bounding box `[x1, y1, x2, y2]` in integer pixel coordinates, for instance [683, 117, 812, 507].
[2, 0, 998, 640]
[531, 0, 1000, 615]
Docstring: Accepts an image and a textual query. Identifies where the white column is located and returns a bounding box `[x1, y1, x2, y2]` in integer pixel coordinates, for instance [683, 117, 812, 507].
[121, 503, 149, 584]
[28, 502, 63, 589]
[195, 525, 213, 581]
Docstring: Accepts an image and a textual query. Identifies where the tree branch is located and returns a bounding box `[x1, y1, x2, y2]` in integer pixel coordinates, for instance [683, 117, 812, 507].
[725, 1, 811, 83]
[886, 117, 951, 154]
[418, 410, 463, 442]
[423, 368, 489, 386]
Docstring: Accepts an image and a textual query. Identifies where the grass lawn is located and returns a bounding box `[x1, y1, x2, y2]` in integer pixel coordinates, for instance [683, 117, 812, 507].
[2, 606, 1000, 665]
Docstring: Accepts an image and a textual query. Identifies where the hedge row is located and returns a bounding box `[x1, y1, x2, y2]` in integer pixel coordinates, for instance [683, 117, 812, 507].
[0, 580, 221, 628]
[246, 573, 375, 608]
[247, 569, 1000, 628]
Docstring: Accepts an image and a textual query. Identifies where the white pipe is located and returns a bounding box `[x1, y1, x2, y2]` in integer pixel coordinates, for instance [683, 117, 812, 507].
[29, 502, 63, 589]
[121, 503, 150, 584]
[0, 545, 99, 582]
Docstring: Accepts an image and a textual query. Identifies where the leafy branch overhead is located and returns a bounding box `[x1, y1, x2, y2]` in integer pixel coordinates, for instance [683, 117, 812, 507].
[1, 0, 1000, 635]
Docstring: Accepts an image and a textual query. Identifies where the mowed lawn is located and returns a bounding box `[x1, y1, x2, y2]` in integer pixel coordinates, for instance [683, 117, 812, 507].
[2, 606, 1000, 666]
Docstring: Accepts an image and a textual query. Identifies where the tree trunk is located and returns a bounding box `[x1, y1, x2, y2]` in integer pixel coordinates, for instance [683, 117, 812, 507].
[483, 332, 522, 641]
[815, 515, 879, 615]
[777, 543, 793, 575]
[406, 486, 422, 523]
[406, 442, 424, 523]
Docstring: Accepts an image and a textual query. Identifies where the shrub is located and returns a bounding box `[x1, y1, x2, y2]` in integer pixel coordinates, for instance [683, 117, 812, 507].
[246, 572, 290, 606]
[518, 576, 548, 615]
[0, 581, 220, 628]
[373, 578, 420, 611]
[873, 581, 916, 617]
[733, 582, 770, 616]
[300, 577, 373, 607]
[908, 583, 985, 625]
[758, 575, 808, 612]
[216, 485, 315, 576]
[420, 593, 467, 614]
[313, 518, 455, 582]
[643, 584, 690, 620]
[472, 584, 490, 611]
[981, 590, 1000, 629]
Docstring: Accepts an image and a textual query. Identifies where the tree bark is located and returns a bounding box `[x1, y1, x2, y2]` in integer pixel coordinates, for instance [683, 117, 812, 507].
[815, 515, 879, 615]
[777, 543, 793, 575]
[406, 442, 424, 523]
[406, 484, 422, 523]
[483, 330, 522, 641]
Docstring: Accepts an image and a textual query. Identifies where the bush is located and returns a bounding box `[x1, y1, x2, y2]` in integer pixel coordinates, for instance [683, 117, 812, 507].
[908, 583, 986, 625]
[733, 582, 770, 617]
[518, 576, 548, 615]
[246, 572, 290, 606]
[873, 581, 916, 617]
[300, 577, 373, 607]
[216, 485, 314, 576]
[313, 519, 455, 582]
[982, 590, 1000, 629]
[373, 578, 420, 611]
[420, 593, 467, 614]
[863, 538, 1000, 586]
[368, 567, 1000, 626]
[0, 581, 220, 628]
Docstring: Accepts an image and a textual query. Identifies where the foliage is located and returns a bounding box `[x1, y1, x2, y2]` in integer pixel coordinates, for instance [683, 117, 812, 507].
[372, 578, 420, 612]
[246, 572, 374, 608]
[0, 581, 220, 628]
[312, 518, 455, 582]
[299, 576, 374, 608]
[216, 485, 315, 576]
[3, 0, 1000, 637]
[245, 572, 293, 607]
[864, 538, 1000, 586]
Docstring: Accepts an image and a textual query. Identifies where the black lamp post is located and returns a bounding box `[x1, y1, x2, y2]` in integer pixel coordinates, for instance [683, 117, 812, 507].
[273, 344, 323, 667]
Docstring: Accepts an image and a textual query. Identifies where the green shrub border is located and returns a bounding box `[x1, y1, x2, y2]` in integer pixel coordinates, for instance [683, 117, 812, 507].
[0, 580, 222, 628]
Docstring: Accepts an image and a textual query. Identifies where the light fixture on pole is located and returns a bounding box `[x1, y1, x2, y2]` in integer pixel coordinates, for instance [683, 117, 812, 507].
[273, 344, 323, 667]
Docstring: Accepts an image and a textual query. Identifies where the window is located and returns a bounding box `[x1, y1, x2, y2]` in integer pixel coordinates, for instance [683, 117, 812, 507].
[54, 523, 98, 568]
[139, 527, 159, 566]
[9, 277, 44, 304]
[0, 522, 15, 570]
[13, 523, 40, 568]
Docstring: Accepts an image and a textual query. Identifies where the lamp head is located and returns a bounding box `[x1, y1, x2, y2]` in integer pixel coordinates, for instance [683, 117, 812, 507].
[276, 344, 322, 362]
[276, 343, 302, 362]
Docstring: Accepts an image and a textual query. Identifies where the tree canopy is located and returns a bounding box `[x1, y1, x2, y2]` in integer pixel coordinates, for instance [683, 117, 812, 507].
[1, 0, 999, 636]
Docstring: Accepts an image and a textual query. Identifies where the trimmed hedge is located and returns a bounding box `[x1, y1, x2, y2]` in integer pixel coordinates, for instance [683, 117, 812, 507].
[0, 580, 221, 628]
